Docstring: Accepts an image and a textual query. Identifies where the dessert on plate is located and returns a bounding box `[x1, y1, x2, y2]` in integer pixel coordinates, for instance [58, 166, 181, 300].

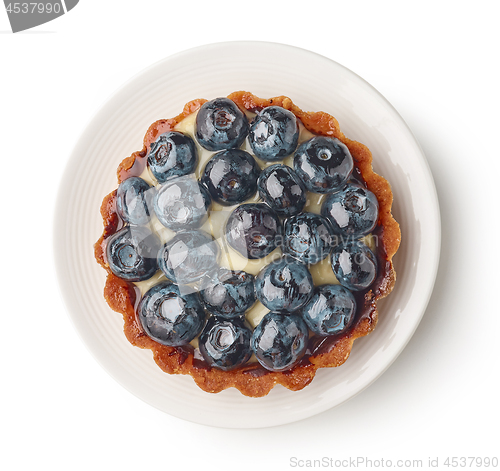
[94, 91, 401, 397]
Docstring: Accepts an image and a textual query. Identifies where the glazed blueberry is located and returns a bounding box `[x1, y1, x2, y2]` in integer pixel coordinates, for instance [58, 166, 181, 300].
[301, 284, 356, 336]
[195, 97, 249, 151]
[199, 317, 252, 371]
[201, 268, 256, 318]
[257, 164, 306, 216]
[106, 226, 160, 282]
[116, 177, 154, 225]
[331, 241, 378, 291]
[138, 282, 206, 346]
[148, 131, 198, 183]
[249, 106, 299, 161]
[294, 136, 354, 193]
[200, 149, 260, 206]
[282, 213, 333, 265]
[251, 312, 309, 372]
[154, 176, 211, 231]
[321, 183, 379, 238]
[225, 203, 281, 259]
[254, 256, 313, 312]
[158, 230, 220, 284]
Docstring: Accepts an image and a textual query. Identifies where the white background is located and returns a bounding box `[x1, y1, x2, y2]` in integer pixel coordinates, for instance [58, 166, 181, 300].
[1, 1, 499, 470]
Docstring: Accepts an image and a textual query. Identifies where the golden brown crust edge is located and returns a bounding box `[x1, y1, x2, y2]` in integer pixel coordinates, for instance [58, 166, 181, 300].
[94, 91, 401, 397]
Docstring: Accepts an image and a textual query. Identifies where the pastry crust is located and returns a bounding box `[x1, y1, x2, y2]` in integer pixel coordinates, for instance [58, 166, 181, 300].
[94, 91, 401, 397]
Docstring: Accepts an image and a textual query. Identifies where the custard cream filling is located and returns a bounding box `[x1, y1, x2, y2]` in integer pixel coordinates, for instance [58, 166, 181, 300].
[134, 110, 375, 330]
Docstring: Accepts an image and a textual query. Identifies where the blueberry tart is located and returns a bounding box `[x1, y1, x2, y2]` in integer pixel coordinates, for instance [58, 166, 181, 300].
[94, 92, 401, 397]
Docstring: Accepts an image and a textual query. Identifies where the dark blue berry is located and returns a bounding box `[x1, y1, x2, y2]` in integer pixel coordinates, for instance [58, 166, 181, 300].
[251, 312, 309, 371]
[195, 97, 249, 151]
[147, 131, 198, 183]
[254, 257, 313, 312]
[199, 316, 252, 371]
[138, 282, 206, 346]
[201, 268, 256, 318]
[116, 177, 154, 225]
[158, 230, 220, 284]
[249, 106, 299, 161]
[282, 213, 333, 265]
[225, 203, 281, 259]
[154, 176, 211, 231]
[200, 149, 260, 206]
[331, 241, 377, 291]
[321, 183, 379, 238]
[301, 284, 356, 336]
[294, 136, 354, 193]
[106, 226, 160, 282]
[257, 164, 306, 216]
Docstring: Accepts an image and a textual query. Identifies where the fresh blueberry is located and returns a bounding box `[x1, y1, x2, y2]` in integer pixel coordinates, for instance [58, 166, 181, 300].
[294, 136, 354, 193]
[282, 213, 333, 265]
[116, 177, 154, 225]
[301, 284, 357, 336]
[200, 149, 260, 206]
[321, 183, 379, 238]
[254, 256, 313, 312]
[147, 131, 198, 183]
[331, 241, 378, 291]
[199, 316, 252, 371]
[201, 268, 256, 318]
[249, 106, 299, 161]
[195, 97, 249, 151]
[225, 203, 281, 259]
[154, 176, 211, 231]
[257, 164, 306, 216]
[106, 226, 160, 282]
[251, 312, 309, 372]
[138, 282, 206, 346]
[158, 230, 220, 284]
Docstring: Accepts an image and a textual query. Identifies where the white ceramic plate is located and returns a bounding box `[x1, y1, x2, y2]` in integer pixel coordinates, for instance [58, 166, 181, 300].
[54, 41, 440, 428]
